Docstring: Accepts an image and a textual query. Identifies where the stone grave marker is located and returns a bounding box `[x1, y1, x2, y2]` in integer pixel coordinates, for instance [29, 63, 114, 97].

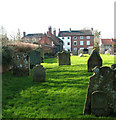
[13, 53, 30, 76]
[28, 49, 41, 68]
[87, 49, 102, 72]
[78, 49, 83, 55]
[111, 64, 116, 104]
[83, 66, 115, 116]
[91, 91, 109, 116]
[58, 51, 71, 66]
[33, 65, 46, 82]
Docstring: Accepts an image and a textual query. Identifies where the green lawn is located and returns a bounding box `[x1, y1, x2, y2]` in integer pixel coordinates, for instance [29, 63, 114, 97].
[2, 54, 116, 119]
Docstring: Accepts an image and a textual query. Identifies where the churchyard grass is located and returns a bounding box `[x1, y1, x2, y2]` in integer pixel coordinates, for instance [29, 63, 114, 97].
[2, 54, 115, 119]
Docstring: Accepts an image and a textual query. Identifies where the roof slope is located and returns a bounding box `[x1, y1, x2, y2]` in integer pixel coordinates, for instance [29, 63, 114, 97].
[101, 39, 114, 45]
[58, 30, 93, 37]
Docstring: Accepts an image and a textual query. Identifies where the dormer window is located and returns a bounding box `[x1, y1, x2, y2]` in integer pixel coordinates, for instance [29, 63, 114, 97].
[73, 36, 77, 40]
[62, 37, 64, 39]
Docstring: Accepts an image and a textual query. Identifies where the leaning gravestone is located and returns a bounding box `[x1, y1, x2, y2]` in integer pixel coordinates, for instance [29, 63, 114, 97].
[83, 66, 115, 116]
[13, 53, 30, 76]
[87, 49, 102, 72]
[33, 65, 46, 82]
[28, 49, 41, 68]
[58, 51, 71, 66]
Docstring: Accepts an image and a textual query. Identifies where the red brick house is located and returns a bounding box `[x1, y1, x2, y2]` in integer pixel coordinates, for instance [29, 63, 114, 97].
[99, 39, 114, 51]
[22, 26, 63, 55]
[58, 28, 94, 53]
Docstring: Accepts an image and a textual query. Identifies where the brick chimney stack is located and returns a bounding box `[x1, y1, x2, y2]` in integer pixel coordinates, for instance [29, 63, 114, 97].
[53, 29, 56, 36]
[23, 32, 26, 37]
[48, 26, 52, 35]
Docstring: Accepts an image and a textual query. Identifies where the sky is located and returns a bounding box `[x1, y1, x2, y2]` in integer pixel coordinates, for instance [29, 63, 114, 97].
[0, 0, 115, 39]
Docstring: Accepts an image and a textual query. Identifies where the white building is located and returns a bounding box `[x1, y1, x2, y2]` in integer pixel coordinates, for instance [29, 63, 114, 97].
[59, 36, 71, 52]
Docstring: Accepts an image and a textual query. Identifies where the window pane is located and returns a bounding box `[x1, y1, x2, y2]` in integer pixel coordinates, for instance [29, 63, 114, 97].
[80, 36, 83, 39]
[80, 41, 83, 45]
[86, 36, 90, 39]
[87, 41, 90, 45]
[73, 41, 77, 46]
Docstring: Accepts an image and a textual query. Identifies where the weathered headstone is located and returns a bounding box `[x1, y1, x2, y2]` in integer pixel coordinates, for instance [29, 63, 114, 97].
[28, 49, 41, 68]
[78, 49, 83, 55]
[13, 53, 30, 76]
[58, 51, 71, 66]
[36, 47, 44, 63]
[87, 49, 102, 72]
[91, 91, 109, 116]
[78, 53, 84, 57]
[83, 66, 115, 116]
[111, 64, 116, 104]
[111, 64, 116, 69]
[33, 65, 46, 82]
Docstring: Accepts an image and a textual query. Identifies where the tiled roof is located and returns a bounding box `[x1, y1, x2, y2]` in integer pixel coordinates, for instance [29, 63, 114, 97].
[58, 30, 93, 37]
[22, 33, 43, 38]
[101, 39, 114, 45]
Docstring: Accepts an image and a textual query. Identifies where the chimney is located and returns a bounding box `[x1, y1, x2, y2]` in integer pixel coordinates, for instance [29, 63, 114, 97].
[53, 29, 56, 36]
[69, 28, 71, 32]
[59, 28, 60, 32]
[23, 32, 26, 37]
[48, 26, 52, 35]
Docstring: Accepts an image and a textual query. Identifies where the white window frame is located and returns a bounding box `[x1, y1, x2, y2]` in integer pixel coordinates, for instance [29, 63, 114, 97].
[73, 41, 77, 46]
[86, 36, 90, 39]
[80, 36, 84, 39]
[80, 41, 84, 45]
[87, 41, 90, 45]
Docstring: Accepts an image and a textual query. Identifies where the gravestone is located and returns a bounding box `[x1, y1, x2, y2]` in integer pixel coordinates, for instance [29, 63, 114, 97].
[58, 51, 71, 66]
[87, 49, 102, 72]
[111, 64, 116, 104]
[13, 53, 30, 76]
[78, 53, 84, 57]
[78, 49, 83, 55]
[91, 91, 109, 116]
[83, 66, 115, 116]
[111, 64, 116, 69]
[33, 65, 46, 82]
[36, 47, 44, 63]
[28, 49, 41, 68]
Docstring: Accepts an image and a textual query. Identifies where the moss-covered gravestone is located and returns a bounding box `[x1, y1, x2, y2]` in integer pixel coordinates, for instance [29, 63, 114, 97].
[58, 51, 71, 66]
[83, 66, 115, 116]
[13, 53, 30, 76]
[91, 91, 109, 116]
[28, 49, 41, 68]
[111, 64, 116, 104]
[87, 49, 102, 72]
[33, 65, 46, 82]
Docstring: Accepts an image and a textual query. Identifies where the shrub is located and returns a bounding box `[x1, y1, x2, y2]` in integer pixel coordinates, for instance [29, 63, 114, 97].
[2, 46, 13, 66]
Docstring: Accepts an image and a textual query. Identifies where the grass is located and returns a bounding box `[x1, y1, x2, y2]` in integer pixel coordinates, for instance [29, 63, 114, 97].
[2, 54, 116, 119]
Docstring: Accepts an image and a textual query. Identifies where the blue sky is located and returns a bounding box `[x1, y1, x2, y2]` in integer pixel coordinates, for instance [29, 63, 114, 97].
[0, 0, 115, 38]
